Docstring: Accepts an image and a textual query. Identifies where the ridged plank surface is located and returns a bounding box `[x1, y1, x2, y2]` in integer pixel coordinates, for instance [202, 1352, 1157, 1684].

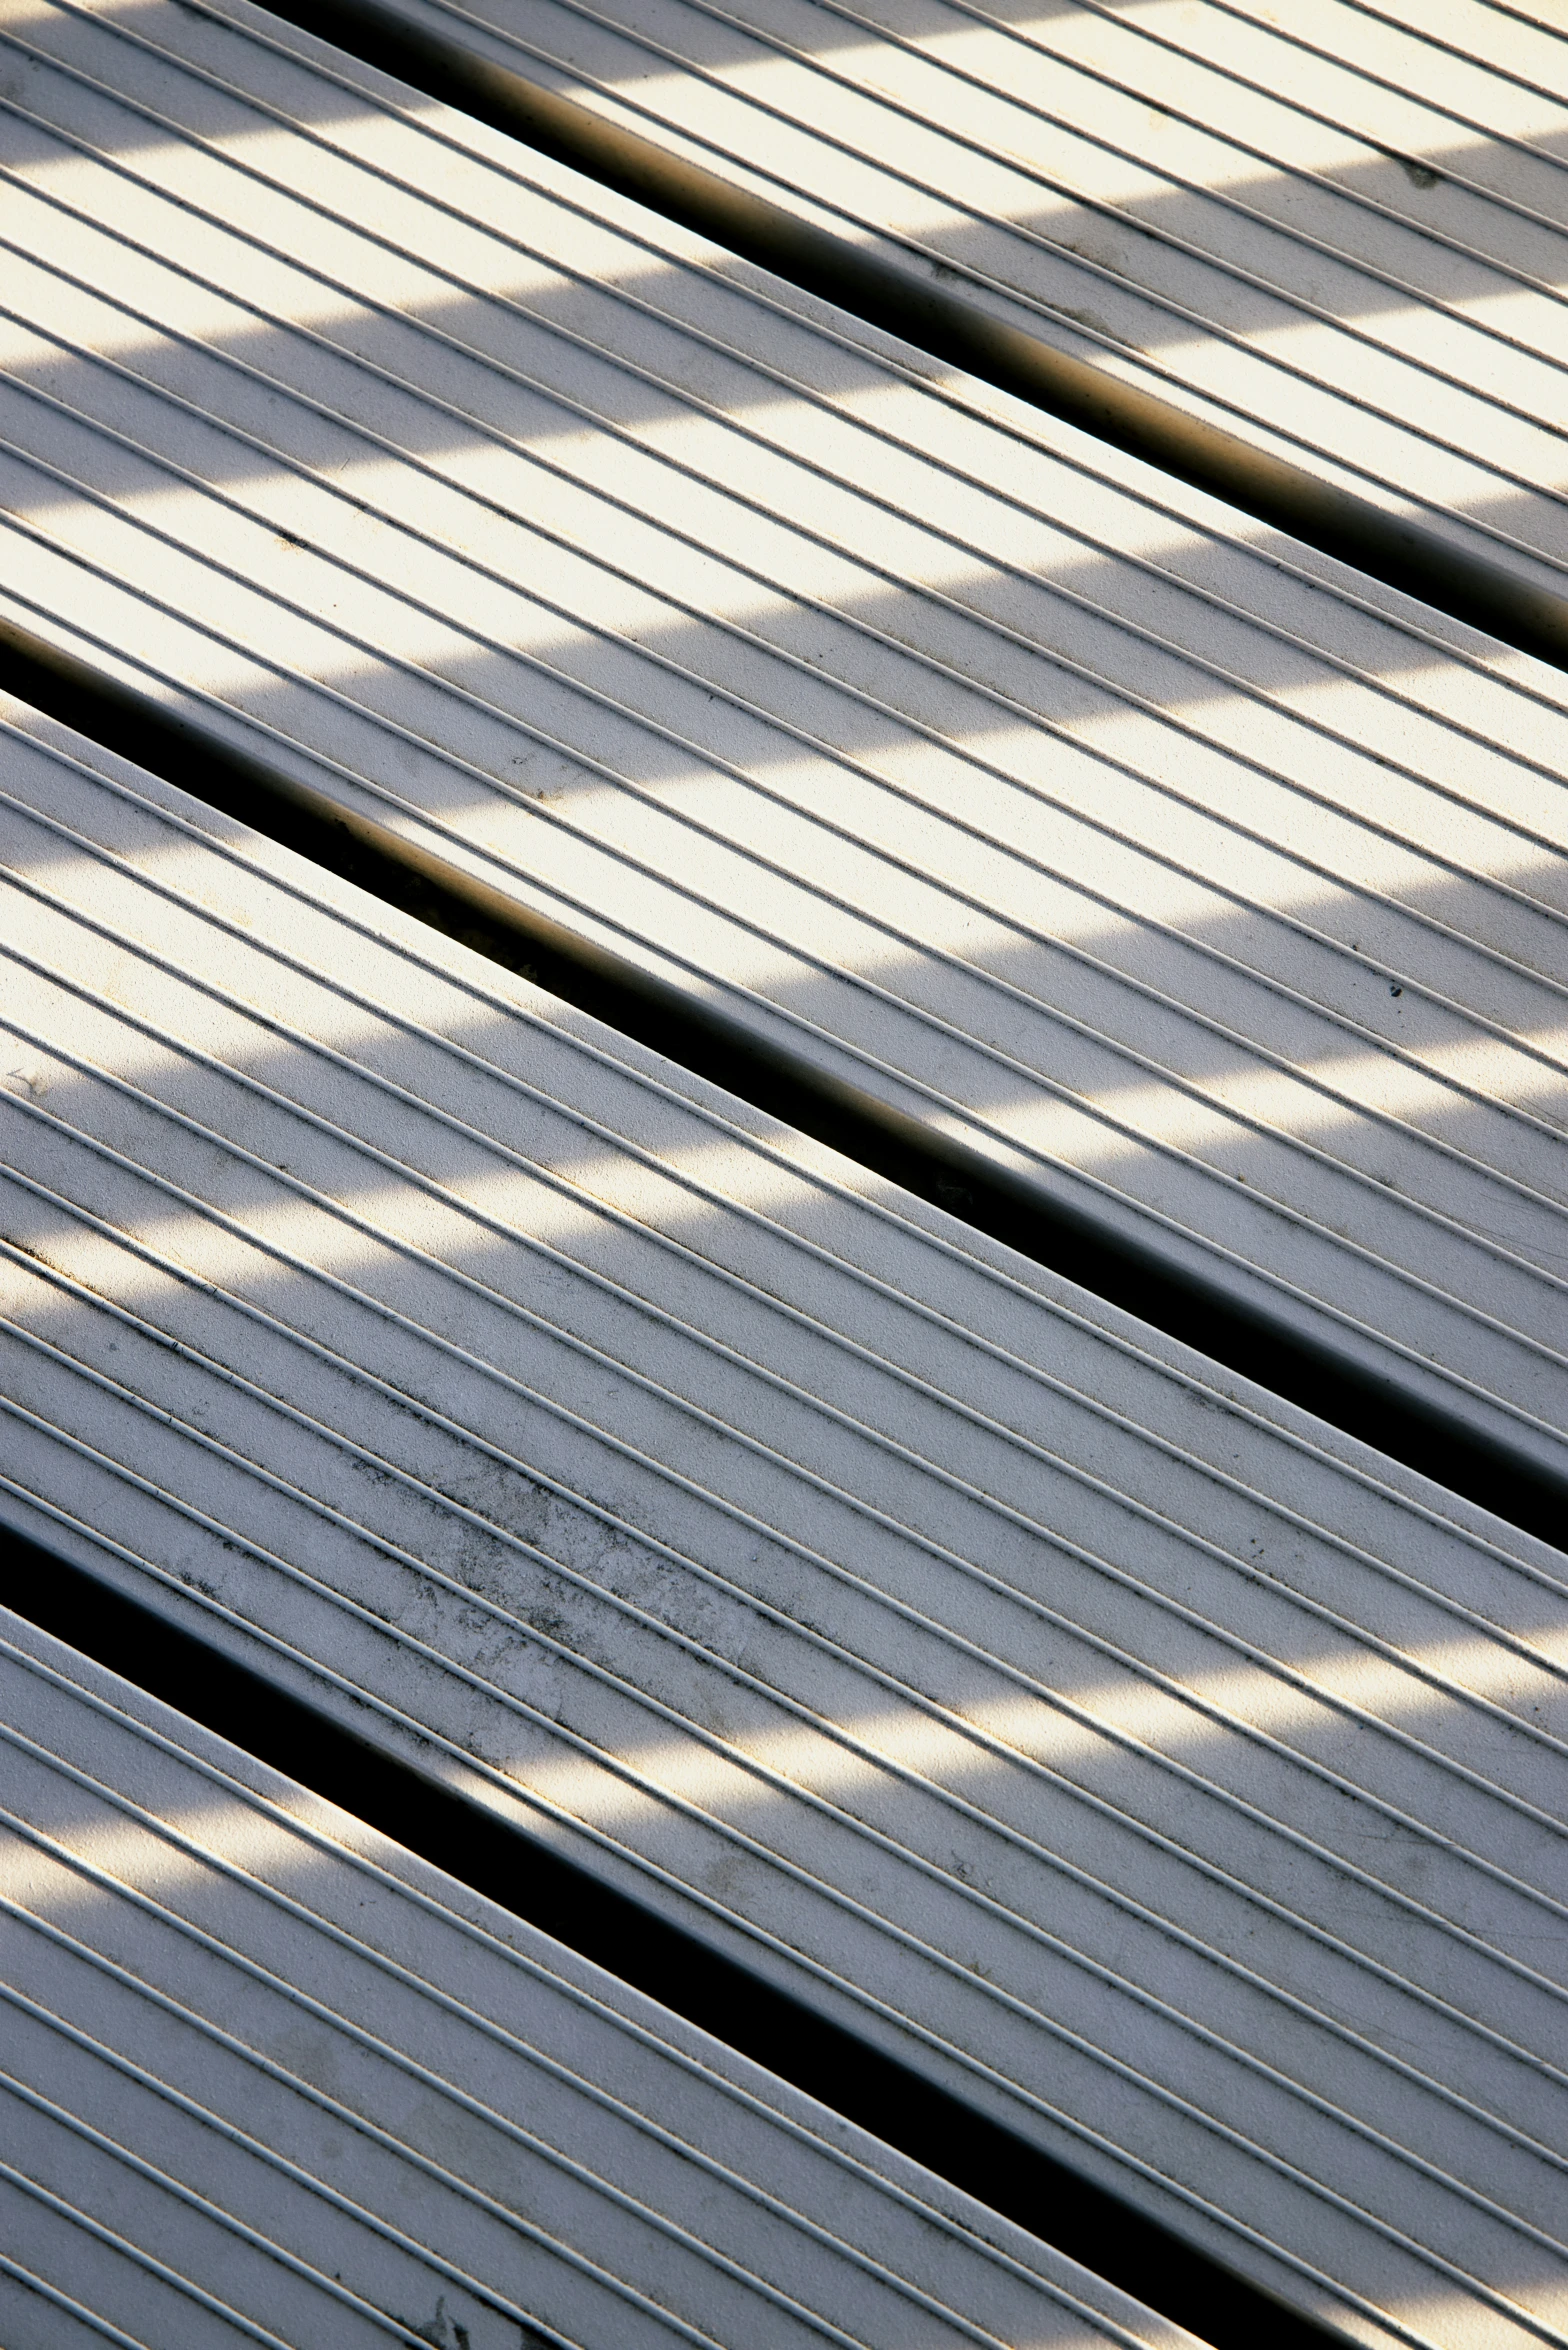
[2, 0, 1567, 1489]
[3, 707, 1567, 2350]
[0, 1604, 1182, 2350]
[408, 0, 1568, 599]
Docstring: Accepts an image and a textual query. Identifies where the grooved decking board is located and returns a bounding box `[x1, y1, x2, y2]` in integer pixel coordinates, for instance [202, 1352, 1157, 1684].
[2, 0, 1567, 1489]
[0, 1604, 1191, 2350]
[388, 0, 1568, 602]
[3, 704, 1567, 2350]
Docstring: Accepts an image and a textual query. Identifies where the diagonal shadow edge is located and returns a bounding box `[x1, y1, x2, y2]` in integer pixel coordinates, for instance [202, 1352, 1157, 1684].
[0, 1518, 1350, 2350]
[3, 610, 1564, 1553]
[243, 0, 1568, 677]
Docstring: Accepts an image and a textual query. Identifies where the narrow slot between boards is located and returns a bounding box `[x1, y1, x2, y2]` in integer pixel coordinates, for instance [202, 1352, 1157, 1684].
[3, 613, 1562, 1555]
[0, 1521, 1347, 2350]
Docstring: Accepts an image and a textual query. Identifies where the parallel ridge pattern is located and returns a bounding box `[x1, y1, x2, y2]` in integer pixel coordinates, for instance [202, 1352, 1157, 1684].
[3, 0, 1568, 1487]
[0, 1606, 1179, 2350]
[409, 0, 1568, 596]
[4, 709, 1567, 2350]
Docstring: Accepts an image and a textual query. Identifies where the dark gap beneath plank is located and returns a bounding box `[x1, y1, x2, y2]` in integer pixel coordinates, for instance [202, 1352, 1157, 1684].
[4, 616, 1561, 1555]
[1, 1521, 1346, 2350]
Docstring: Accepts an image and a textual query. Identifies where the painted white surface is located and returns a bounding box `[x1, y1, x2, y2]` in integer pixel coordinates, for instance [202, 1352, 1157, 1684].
[3, 705, 1566, 2350]
[1, 0, 1566, 1489]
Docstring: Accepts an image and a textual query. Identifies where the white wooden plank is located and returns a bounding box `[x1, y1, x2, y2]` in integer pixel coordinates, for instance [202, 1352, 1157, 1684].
[3, 704, 1566, 2350]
